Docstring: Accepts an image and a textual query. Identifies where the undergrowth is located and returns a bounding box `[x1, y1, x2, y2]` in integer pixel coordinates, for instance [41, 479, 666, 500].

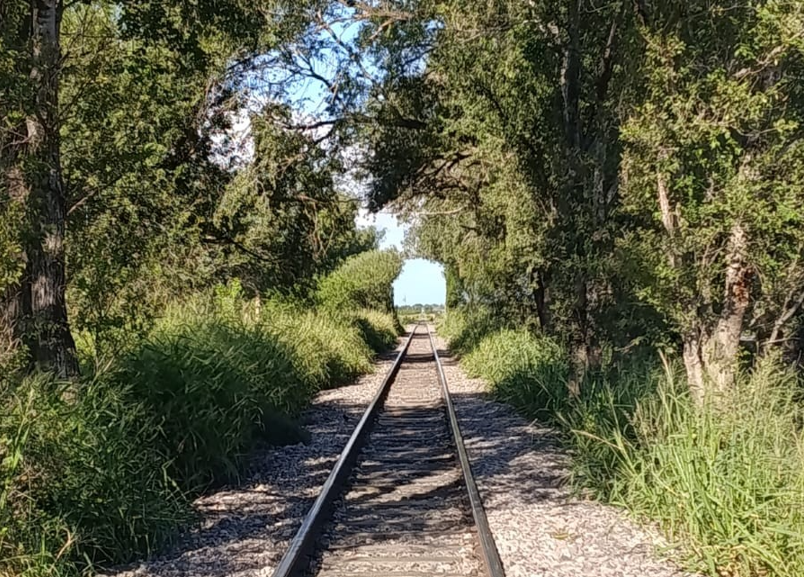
[441, 307, 804, 577]
[316, 250, 403, 314]
[0, 280, 400, 576]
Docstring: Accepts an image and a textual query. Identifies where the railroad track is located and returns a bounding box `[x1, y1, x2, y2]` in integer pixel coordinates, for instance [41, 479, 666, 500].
[271, 324, 504, 577]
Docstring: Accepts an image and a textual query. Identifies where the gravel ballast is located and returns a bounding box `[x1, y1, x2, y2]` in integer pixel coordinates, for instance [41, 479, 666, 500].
[433, 332, 694, 577]
[311, 331, 483, 577]
[108, 338, 407, 577]
[110, 327, 694, 577]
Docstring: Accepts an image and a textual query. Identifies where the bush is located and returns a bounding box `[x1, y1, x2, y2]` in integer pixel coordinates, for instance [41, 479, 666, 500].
[116, 302, 314, 492]
[316, 250, 403, 313]
[1, 282, 392, 576]
[564, 359, 804, 577]
[461, 328, 568, 419]
[118, 292, 390, 491]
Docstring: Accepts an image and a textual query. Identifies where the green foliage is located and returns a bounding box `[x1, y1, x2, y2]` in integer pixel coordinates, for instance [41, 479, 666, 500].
[2, 1, 403, 575]
[212, 108, 376, 297]
[361, 0, 804, 387]
[0, 373, 189, 575]
[441, 310, 569, 418]
[261, 302, 376, 391]
[619, 1, 804, 343]
[363, 0, 627, 345]
[5, 1, 804, 577]
[0, 284, 392, 576]
[561, 359, 804, 577]
[116, 301, 309, 491]
[445, 309, 804, 577]
[461, 329, 569, 418]
[351, 308, 401, 354]
[438, 305, 505, 355]
[8, 3, 377, 367]
[316, 250, 403, 313]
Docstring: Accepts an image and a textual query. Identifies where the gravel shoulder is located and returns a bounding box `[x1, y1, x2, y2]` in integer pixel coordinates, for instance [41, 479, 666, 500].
[109, 327, 693, 577]
[107, 335, 408, 577]
[433, 333, 695, 577]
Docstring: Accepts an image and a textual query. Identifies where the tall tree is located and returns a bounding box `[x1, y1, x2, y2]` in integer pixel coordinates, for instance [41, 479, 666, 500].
[352, 0, 804, 400]
[1, 0, 327, 372]
[0, 0, 78, 376]
[620, 0, 804, 399]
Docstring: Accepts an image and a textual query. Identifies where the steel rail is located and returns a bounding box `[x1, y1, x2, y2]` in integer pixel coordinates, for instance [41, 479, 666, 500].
[426, 324, 506, 577]
[270, 325, 418, 577]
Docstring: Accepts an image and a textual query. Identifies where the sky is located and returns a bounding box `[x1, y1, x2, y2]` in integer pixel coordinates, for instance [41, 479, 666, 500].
[393, 259, 445, 306]
[356, 212, 446, 306]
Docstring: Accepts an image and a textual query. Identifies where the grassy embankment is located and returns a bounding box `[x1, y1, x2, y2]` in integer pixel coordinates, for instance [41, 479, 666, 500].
[0, 251, 400, 577]
[440, 306, 804, 577]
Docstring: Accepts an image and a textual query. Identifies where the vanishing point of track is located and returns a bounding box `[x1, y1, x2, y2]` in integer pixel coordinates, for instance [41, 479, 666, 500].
[271, 324, 505, 577]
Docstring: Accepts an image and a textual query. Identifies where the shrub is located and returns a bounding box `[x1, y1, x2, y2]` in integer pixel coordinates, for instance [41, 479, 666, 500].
[316, 250, 403, 313]
[460, 328, 568, 418]
[116, 303, 314, 492]
[117, 292, 385, 491]
[0, 374, 189, 576]
[565, 359, 804, 577]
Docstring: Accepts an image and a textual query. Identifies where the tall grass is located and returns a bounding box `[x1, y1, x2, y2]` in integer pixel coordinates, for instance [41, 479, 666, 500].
[441, 309, 804, 577]
[262, 302, 379, 390]
[1, 374, 189, 575]
[351, 308, 400, 353]
[572, 359, 804, 577]
[1, 286, 400, 576]
[461, 328, 568, 419]
[116, 299, 314, 491]
[437, 305, 503, 355]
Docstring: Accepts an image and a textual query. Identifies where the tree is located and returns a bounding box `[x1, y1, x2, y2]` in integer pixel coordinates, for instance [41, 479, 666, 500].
[349, 0, 804, 401]
[358, 0, 640, 390]
[620, 0, 804, 399]
[0, 0, 78, 377]
[1, 0, 330, 372]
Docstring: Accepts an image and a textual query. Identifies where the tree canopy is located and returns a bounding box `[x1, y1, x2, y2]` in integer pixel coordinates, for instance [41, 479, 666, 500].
[333, 0, 804, 397]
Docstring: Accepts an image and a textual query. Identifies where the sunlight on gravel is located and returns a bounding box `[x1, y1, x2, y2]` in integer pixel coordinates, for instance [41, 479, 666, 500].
[434, 333, 696, 577]
[105, 339, 406, 577]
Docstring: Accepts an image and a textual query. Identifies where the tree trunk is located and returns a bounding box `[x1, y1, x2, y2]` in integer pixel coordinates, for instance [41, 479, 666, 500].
[702, 222, 750, 393]
[680, 223, 750, 402]
[560, 0, 588, 397]
[562, 0, 582, 153]
[682, 332, 707, 405]
[567, 272, 590, 397]
[534, 268, 552, 331]
[20, 0, 78, 377]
